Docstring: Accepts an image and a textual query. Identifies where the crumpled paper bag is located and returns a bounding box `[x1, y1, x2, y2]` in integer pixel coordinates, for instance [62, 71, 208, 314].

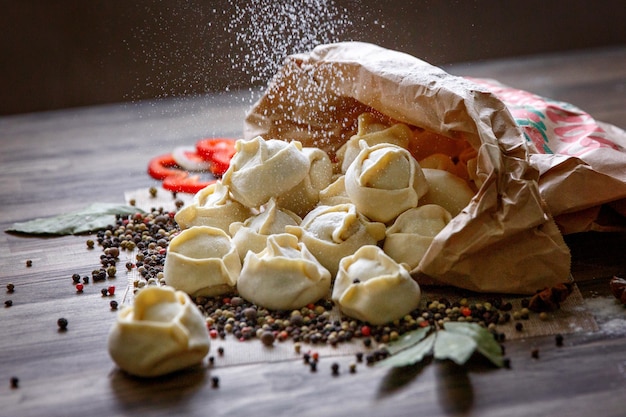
[243, 42, 625, 294]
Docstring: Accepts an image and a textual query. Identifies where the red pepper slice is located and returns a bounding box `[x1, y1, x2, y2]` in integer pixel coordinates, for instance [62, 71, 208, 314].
[147, 154, 181, 180]
[162, 171, 216, 194]
[196, 138, 236, 177]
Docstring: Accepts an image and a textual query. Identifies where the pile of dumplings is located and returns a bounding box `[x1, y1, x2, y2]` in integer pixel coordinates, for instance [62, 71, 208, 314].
[165, 112, 479, 326]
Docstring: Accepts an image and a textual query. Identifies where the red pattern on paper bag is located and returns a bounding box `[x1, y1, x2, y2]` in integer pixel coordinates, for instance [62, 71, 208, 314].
[469, 78, 621, 157]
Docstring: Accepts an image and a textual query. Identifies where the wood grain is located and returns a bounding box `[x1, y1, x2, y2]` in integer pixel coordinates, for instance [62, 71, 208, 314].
[1, 47, 626, 417]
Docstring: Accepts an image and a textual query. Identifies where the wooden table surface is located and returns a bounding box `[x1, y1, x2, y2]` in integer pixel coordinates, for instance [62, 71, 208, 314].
[1, 46, 626, 417]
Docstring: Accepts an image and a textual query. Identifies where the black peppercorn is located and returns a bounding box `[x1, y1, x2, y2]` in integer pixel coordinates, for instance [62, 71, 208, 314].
[211, 376, 219, 388]
[331, 362, 340, 376]
[531, 348, 539, 359]
[555, 334, 564, 347]
[26, 260, 32, 267]
[515, 322, 523, 332]
[110, 300, 119, 310]
[72, 274, 81, 284]
[5, 300, 13, 308]
[57, 318, 68, 331]
[6, 283, 15, 293]
[10, 376, 19, 389]
[101, 288, 109, 297]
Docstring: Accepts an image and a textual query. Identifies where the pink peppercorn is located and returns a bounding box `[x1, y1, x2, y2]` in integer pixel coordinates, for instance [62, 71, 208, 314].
[108, 286, 116, 296]
[75, 283, 84, 293]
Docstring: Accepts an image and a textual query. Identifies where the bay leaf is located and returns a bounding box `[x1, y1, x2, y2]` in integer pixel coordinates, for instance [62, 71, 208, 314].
[375, 332, 436, 367]
[385, 325, 431, 355]
[6, 203, 145, 235]
[442, 321, 504, 367]
[433, 330, 477, 365]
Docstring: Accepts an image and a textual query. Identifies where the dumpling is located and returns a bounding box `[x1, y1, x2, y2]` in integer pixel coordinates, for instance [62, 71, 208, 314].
[230, 198, 301, 262]
[338, 114, 413, 173]
[222, 136, 310, 208]
[237, 233, 331, 310]
[344, 141, 429, 223]
[318, 175, 351, 206]
[163, 226, 241, 297]
[275, 147, 333, 217]
[107, 286, 210, 377]
[383, 205, 452, 270]
[331, 245, 421, 325]
[174, 181, 251, 233]
[418, 168, 475, 216]
[286, 203, 386, 277]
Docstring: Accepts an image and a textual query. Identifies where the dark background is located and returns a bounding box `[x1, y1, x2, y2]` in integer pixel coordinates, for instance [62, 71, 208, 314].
[2, 0, 625, 115]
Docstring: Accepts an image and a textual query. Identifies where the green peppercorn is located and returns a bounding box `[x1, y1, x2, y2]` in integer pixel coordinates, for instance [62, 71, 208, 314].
[106, 266, 117, 277]
[149, 186, 158, 197]
[86, 239, 95, 249]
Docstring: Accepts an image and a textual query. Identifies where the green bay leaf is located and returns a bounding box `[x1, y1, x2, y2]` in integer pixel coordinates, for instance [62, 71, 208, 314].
[375, 332, 436, 367]
[6, 203, 145, 235]
[433, 330, 477, 365]
[385, 325, 431, 355]
[443, 322, 504, 367]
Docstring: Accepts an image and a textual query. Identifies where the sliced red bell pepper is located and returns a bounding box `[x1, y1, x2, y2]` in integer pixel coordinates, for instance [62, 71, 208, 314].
[162, 171, 216, 194]
[196, 138, 236, 177]
[147, 154, 181, 180]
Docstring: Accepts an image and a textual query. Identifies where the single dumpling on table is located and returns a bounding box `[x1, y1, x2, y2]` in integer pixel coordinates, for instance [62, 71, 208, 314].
[337, 112, 413, 173]
[237, 233, 331, 311]
[418, 168, 476, 217]
[275, 147, 333, 217]
[107, 286, 210, 378]
[286, 203, 386, 277]
[344, 141, 429, 224]
[331, 245, 421, 325]
[221, 136, 311, 208]
[230, 198, 301, 262]
[174, 181, 251, 233]
[383, 204, 452, 270]
[163, 226, 241, 297]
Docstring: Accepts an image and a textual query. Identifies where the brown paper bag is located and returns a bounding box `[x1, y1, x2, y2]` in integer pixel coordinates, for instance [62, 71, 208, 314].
[243, 42, 584, 294]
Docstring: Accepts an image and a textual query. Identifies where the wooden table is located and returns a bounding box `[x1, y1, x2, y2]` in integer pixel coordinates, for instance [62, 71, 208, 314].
[1, 46, 626, 417]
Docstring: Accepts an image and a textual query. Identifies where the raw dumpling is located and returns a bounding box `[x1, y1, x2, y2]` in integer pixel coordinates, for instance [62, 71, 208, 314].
[418, 168, 475, 216]
[286, 203, 386, 277]
[237, 233, 331, 310]
[107, 286, 210, 377]
[383, 205, 452, 270]
[339, 114, 413, 173]
[331, 245, 421, 325]
[318, 175, 351, 206]
[230, 198, 301, 262]
[276, 147, 333, 217]
[174, 181, 251, 233]
[163, 226, 241, 297]
[222, 136, 310, 208]
[344, 141, 429, 223]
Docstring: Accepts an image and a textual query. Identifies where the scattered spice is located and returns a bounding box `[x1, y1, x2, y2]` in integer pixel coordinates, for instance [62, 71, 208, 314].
[531, 348, 539, 359]
[555, 334, 564, 347]
[57, 318, 68, 331]
[609, 276, 626, 304]
[515, 322, 524, 332]
[86, 239, 95, 249]
[10, 377, 19, 389]
[349, 363, 357, 373]
[108, 286, 116, 296]
[149, 186, 158, 197]
[101, 288, 109, 297]
[75, 283, 84, 293]
[6, 283, 15, 293]
[5, 300, 13, 308]
[528, 283, 573, 312]
[217, 347, 224, 356]
[110, 300, 119, 310]
[331, 362, 340, 376]
[211, 376, 219, 388]
[26, 260, 32, 267]
[310, 361, 317, 372]
[72, 274, 81, 284]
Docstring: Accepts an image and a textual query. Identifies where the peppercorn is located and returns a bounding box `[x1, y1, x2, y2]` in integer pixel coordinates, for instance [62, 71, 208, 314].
[110, 300, 118, 310]
[503, 358, 511, 369]
[82, 276, 89, 284]
[217, 347, 224, 356]
[10, 377, 19, 389]
[26, 260, 32, 267]
[75, 283, 84, 293]
[101, 288, 109, 296]
[355, 352, 364, 363]
[211, 376, 219, 388]
[303, 353, 311, 364]
[149, 186, 158, 197]
[106, 266, 117, 277]
[57, 318, 68, 331]
[515, 322, 524, 332]
[5, 300, 13, 308]
[72, 273, 81, 284]
[108, 286, 116, 295]
[349, 363, 357, 373]
[260, 331, 275, 346]
[6, 283, 15, 293]
[555, 334, 564, 347]
[310, 361, 317, 372]
[531, 348, 539, 359]
[331, 362, 340, 376]
[86, 239, 95, 249]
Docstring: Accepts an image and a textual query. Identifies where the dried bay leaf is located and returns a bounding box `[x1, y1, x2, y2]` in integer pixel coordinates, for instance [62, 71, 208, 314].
[6, 203, 145, 235]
